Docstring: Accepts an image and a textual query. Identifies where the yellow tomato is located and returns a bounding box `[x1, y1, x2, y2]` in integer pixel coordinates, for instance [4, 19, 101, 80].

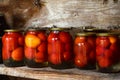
[25, 34, 41, 48]
[109, 37, 117, 44]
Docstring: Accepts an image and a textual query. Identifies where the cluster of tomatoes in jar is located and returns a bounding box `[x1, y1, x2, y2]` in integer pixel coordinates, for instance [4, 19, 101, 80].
[74, 33, 96, 69]
[1, 27, 120, 73]
[48, 28, 73, 69]
[2, 30, 24, 67]
[24, 29, 47, 68]
[96, 33, 120, 72]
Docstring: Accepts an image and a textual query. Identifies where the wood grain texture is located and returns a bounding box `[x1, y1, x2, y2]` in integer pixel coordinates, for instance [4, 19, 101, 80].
[0, 0, 119, 29]
[0, 64, 120, 80]
[25, 0, 120, 29]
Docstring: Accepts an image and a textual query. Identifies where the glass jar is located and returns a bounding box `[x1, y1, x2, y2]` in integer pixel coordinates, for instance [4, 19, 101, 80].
[48, 27, 73, 69]
[0, 13, 10, 63]
[74, 32, 96, 69]
[96, 32, 120, 73]
[2, 29, 24, 67]
[24, 29, 48, 68]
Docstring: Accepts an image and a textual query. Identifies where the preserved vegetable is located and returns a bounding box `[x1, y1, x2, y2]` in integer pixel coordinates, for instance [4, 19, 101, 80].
[24, 29, 47, 68]
[74, 33, 96, 69]
[2, 29, 24, 67]
[48, 28, 73, 69]
[96, 33, 120, 72]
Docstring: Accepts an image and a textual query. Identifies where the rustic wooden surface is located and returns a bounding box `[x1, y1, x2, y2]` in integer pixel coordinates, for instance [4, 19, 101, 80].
[0, 64, 120, 80]
[25, 0, 120, 29]
[0, 0, 120, 29]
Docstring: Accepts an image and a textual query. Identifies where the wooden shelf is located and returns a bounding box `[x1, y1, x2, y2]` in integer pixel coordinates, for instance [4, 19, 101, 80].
[0, 64, 120, 80]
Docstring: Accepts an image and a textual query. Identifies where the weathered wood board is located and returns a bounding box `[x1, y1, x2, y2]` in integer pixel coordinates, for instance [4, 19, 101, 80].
[25, 0, 120, 29]
[0, 64, 120, 80]
[0, 0, 120, 29]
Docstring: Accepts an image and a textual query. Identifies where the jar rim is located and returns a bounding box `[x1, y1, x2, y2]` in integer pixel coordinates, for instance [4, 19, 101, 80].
[4, 29, 23, 32]
[50, 27, 64, 31]
[76, 32, 96, 36]
[84, 28, 108, 32]
[96, 32, 119, 36]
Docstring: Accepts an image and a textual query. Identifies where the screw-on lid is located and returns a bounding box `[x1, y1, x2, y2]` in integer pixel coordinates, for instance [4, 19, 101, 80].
[96, 32, 119, 36]
[76, 32, 96, 36]
[4, 29, 23, 32]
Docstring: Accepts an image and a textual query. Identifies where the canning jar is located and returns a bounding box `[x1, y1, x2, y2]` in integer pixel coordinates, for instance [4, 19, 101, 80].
[24, 29, 48, 68]
[2, 29, 24, 67]
[48, 27, 73, 69]
[96, 33, 120, 73]
[74, 32, 96, 69]
[0, 13, 10, 63]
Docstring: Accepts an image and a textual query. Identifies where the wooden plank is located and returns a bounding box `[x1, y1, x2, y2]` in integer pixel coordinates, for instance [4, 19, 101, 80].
[25, 0, 120, 29]
[0, 64, 120, 80]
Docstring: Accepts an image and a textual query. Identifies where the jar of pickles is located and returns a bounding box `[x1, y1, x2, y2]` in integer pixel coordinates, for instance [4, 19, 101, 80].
[48, 27, 73, 69]
[24, 29, 48, 68]
[96, 32, 120, 73]
[74, 32, 96, 69]
[2, 29, 24, 67]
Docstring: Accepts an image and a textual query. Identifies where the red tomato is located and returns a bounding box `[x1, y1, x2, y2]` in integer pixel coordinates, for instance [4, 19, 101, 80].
[74, 45, 79, 55]
[59, 32, 72, 43]
[98, 58, 111, 68]
[74, 36, 86, 44]
[74, 56, 87, 68]
[49, 54, 61, 65]
[96, 37, 100, 46]
[25, 47, 36, 60]
[48, 43, 53, 55]
[96, 37, 110, 48]
[54, 40, 64, 54]
[11, 47, 24, 61]
[37, 42, 47, 53]
[2, 47, 11, 60]
[104, 49, 113, 59]
[18, 36, 24, 46]
[38, 32, 47, 41]
[87, 37, 95, 48]
[65, 43, 72, 51]
[48, 40, 64, 54]
[34, 52, 46, 63]
[96, 46, 105, 56]
[88, 51, 96, 63]
[3, 37, 18, 51]
[110, 43, 117, 52]
[63, 51, 72, 61]
[48, 32, 59, 43]
[74, 42, 90, 56]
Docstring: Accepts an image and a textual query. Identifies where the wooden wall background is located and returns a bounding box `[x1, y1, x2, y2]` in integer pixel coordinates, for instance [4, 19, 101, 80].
[0, 0, 120, 29]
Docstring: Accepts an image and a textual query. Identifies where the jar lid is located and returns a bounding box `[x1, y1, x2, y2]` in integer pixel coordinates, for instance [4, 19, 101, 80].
[84, 28, 108, 33]
[50, 27, 64, 31]
[4, 29, 23, 32]
[76, 32, 96, 36]
[27, 28, 39, 31]
[96, 32, 119, 36]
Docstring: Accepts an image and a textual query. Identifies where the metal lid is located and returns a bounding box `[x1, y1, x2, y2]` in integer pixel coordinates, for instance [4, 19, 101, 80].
[4, 29, 23, 32]
[76, 32, 96, 36]
[84, 28, 108, 33]
[96, 32, 119, 36]
[50, 27, 64, 31]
